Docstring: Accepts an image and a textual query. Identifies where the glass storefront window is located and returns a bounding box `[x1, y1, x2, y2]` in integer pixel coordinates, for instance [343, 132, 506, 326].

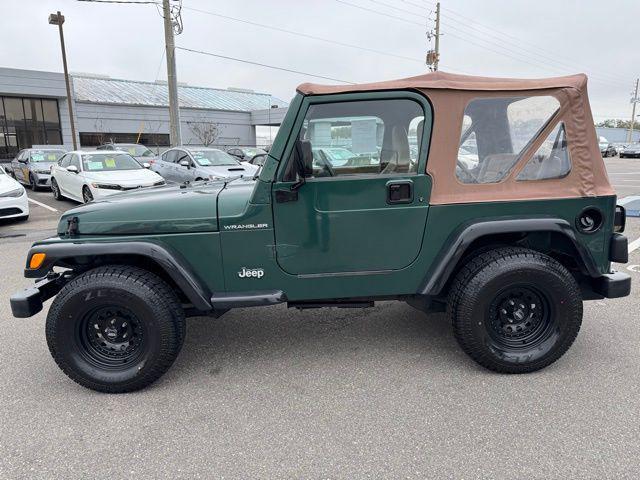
[0, 97, 62, 159]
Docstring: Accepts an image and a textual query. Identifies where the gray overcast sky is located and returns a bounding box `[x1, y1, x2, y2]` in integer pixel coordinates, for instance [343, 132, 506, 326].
[2, 0, 639, 121]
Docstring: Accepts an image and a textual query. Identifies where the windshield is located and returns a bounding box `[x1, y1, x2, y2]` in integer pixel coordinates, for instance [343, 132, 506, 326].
[117, 144, 154, 157]
[191, 150, 240, 166]
[243, 147, 264, 157]
[81, 153, 142, 172]
[31, 150, 65, 162]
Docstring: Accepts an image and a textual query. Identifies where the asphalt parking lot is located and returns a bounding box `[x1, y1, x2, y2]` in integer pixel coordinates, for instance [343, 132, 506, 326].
[1, 157, 640, 478]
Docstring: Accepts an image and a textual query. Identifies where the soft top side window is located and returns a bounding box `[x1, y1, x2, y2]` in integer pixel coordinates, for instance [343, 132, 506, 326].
[285, 98, 427, 181]
[517, 122, 571, 181]
[456, 95, 560, 184]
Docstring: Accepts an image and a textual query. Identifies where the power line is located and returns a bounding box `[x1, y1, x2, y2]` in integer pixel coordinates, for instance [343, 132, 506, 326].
[175, 46, 356, 84]
[335, 0, 627, 88]
[182, 6, 422, 64]
[369, 0, 627, 86]
[413, 0, 627, 86]
[76, 0, 160, 4]
[182, 5, 472, 76]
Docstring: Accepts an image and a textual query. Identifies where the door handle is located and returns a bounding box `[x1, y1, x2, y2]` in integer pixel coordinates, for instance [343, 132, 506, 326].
[386, 180, 413, 204]
[275, 189, 299, 203]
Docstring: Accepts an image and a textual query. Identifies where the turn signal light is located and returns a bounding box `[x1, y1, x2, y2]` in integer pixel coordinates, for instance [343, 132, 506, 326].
[29, 253, 46, 269]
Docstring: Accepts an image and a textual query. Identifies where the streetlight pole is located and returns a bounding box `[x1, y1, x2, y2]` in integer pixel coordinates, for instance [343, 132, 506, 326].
[48, 11, 78, 150]
[629, 78, 639, 144]
[162, 0, 182, 146]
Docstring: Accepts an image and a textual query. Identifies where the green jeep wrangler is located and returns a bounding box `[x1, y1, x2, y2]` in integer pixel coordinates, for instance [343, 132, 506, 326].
[10, 72, 631, 393]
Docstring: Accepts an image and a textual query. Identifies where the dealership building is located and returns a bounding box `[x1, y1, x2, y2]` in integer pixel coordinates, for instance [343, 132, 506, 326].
[0, 67, 288, 160]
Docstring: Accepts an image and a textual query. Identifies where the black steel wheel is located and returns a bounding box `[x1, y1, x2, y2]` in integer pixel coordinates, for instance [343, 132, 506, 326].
[79, 306, 146, 369]
[82, 186, 93, 203]
[46, 265, 186, 393]
[448, 247, 582, 373]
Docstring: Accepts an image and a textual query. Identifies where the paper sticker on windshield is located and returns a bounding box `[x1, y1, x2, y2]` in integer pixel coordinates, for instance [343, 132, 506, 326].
[31, 154, 44, 162]
[104, 158, 116, 168]
[47, 154, 57, 161]
[86, 161, 104, 170]
[198, 158, 212, 165]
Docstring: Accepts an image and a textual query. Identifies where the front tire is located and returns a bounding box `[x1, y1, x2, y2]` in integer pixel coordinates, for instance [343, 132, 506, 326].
[46, 265, 186, 393]
[82, 185, 93, 203]
[29, 173, 39, 191]
[448, 247, 582, 373]
[51, 178, 63, 200]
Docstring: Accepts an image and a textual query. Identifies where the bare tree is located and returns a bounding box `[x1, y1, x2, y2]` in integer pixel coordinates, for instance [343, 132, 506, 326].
[93, 118, 106, 145]
[187, 116, 224, 147]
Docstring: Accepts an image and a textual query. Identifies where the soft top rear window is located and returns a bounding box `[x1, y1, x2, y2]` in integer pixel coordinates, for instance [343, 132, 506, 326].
[456, 95, 560, 184]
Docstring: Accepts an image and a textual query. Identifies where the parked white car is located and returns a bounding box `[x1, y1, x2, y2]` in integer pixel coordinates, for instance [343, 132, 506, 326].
[0, 165, 29, 221]
[50, 151, 165, 203]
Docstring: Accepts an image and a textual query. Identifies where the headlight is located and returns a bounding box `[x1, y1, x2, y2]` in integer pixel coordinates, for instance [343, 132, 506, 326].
[0, 187, 24, 198]
[208, 175, 221, 180]
[35, 169, 50, 174]
[91, 182, 122, 190]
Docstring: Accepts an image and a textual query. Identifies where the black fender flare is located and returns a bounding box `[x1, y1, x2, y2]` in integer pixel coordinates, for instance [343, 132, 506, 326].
[24, 241, 212, 311]
[418, 218, 600, 296]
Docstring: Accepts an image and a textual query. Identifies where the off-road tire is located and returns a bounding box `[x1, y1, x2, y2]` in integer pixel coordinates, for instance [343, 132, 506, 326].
[51, 178, 63, 200]
[447, 247, 582, 373]
[46, 265, 186, 393]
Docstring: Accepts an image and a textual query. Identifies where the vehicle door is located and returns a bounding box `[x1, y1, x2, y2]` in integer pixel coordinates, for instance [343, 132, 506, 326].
[272, 92, 432, 275]
[154, 149, 174, 180]
[12, 150, 27, 182]
[64, 154, 84, 200]
[54, 154, 73, 197]
[174, 149, 196, 182]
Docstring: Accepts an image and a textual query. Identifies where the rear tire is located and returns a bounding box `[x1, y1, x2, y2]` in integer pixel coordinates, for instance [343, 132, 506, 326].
[46, 265, 186, 393]
[447, 247, 582, 373]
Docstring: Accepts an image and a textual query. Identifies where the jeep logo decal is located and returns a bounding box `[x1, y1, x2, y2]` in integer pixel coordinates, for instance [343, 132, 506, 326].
[238, 267, 264, 279]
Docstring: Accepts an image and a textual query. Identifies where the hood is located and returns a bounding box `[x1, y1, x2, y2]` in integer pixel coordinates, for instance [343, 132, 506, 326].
[58, 181, 226, 236]
[30, 162, 56, 171]
[0, 173, 22, 193]
[82, 169, 162, 186]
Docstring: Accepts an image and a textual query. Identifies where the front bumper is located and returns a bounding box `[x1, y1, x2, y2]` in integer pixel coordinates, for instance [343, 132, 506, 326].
[0, 190, 29, 218]
[10, 273, 69, 318]
[32, 172, 52, 187]
[591, 271, 631, 298]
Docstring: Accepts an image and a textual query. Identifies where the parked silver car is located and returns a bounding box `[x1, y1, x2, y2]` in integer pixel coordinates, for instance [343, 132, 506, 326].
[227, 146, 267, 162]
[151, 147, 258, 183]
[9, 148, 66, 190]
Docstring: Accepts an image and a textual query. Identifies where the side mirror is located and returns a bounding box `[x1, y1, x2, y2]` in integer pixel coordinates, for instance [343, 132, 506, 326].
[294, 139, 313, 178]
[66, 165, 78, 174]
[18, 158, 27, 164]
[142, 162, 151, 169]
[179, 159, 190, 168]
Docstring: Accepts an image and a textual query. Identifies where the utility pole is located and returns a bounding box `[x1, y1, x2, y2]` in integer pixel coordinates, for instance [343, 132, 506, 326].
[629, 78, 639, 144]
[433, 2, 440, 71]
[163, 0, 182, 146]
[426, 2, 441, 72]
[48, 11, 78, 150]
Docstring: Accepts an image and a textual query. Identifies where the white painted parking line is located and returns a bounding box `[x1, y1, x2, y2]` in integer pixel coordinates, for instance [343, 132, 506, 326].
[27, 197, 58, 213]
[629, 237, 640, 254]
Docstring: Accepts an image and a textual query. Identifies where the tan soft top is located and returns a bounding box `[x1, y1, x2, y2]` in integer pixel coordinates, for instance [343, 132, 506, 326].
[298, 71, 588, 95]
[297, 72, 613, 205]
